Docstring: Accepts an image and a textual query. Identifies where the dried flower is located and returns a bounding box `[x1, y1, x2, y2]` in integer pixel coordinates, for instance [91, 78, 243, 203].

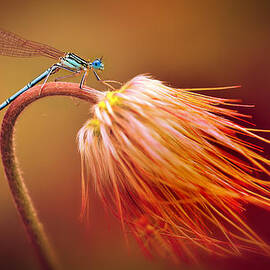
[78, 75, 270, 262]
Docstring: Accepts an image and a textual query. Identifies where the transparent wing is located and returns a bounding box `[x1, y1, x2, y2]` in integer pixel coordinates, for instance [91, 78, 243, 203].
[0, 28, 65, 59]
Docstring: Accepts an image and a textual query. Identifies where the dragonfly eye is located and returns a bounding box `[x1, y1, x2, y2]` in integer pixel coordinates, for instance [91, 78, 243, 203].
[92, 59, 104, 70]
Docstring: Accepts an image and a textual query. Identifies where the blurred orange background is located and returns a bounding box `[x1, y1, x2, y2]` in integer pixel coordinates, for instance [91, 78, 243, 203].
[0, 0, 270, 269]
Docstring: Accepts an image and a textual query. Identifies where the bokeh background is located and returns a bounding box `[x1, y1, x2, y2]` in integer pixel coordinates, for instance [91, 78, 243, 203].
[0, 0, 270, 269]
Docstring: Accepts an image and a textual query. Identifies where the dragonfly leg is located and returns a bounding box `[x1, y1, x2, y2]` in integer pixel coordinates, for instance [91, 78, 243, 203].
[39, 64, 60, 95]
[93, 70, 117, 90]
[102, 80, 123, 86]
[55, 71, 81, 82]
[39, 64, 78, 95]
[53, 64, 78, 73]
[79, 70, 89, 89]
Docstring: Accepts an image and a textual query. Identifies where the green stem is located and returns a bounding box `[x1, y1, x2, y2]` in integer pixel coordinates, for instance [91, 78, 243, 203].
[0, 82, 99, 270]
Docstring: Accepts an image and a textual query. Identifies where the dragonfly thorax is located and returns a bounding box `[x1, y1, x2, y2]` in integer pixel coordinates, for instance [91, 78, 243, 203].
[61, 53, 89, 70]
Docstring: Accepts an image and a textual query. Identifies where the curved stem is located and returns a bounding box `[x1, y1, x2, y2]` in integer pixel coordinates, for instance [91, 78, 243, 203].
[0, 82, 100, 270]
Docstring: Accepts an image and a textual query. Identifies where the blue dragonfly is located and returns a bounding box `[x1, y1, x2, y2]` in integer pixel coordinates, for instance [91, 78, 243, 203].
[0, 28, 117, 110]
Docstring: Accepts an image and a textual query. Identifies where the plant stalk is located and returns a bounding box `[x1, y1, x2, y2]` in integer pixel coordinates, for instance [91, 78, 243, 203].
[0, 82, 99, 270]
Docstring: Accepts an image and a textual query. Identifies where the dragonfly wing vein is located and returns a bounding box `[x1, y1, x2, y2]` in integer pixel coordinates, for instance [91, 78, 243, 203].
[0, 28, 64, 59]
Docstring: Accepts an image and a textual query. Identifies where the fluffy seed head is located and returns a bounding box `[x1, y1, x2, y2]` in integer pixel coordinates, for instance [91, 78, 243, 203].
[78, 75, 270, 262]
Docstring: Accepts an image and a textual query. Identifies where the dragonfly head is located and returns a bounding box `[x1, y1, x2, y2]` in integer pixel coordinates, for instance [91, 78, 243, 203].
[91, 57, 104, 71]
